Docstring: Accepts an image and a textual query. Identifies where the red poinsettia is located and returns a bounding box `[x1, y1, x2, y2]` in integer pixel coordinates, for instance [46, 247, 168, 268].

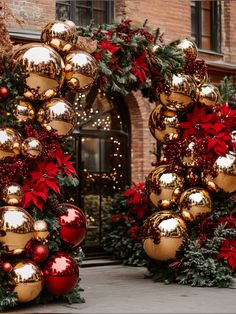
[98, 39, 120, 54]
[53, 147, 77, 177]
[122, 181, 149, 219]
[31, 161, 60, 194]
[22, 180, 49, 210]
[218, 216, 236, 229]
[132, 51, 149, 84]
[218, 104, 236, 129]
[180, 105, 218, 138]
[206, 123, 232, 156]
[217, 237, 236, 271]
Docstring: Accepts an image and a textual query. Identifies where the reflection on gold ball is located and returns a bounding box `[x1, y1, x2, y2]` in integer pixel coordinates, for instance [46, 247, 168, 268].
[142, 210, 188, 261]
[0, 206, 34, 255]
[13, 43, 65, 101]
[197, 83, 221, 108]
[229, 130, 236, 155]
[0, 128, 22, 160]
[65, 51, 98, 92]
[149, 104, 180, 144]
[41, 20, 77, 54]
[21, 137, 42, 158]
[202, 153, 236, 194]
[159, 74, 196, 111]
[10, 261, 43, 303]
[182, 141, 198, 167]
[33, 220, 49, 241]
[177, 39, 198, 59]
[13, 100, 35, 123]
[179, 187, 212, 221]
[37, 98, 76, 136]
[192, 72, 208, 87]
[2, 183, 23, 205]
[145, 165, 184, 209]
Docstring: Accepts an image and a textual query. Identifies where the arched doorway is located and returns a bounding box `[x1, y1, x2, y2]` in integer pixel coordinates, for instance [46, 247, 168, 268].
[66, 91, 131, 250]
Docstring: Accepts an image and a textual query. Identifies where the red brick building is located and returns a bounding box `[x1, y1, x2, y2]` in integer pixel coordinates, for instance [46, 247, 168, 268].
[6, 0, 236, 248]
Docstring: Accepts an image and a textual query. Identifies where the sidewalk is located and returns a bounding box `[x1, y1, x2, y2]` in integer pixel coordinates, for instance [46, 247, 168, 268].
[7, 264, 236, 313]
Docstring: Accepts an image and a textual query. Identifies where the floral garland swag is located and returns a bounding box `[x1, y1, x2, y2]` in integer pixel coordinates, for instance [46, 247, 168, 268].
[104, 38, 236, 287]
[0, 2, 187, 310]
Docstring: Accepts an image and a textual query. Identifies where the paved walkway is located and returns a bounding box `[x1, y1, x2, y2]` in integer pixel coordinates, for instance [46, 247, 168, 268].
[7, 264, 236, 313]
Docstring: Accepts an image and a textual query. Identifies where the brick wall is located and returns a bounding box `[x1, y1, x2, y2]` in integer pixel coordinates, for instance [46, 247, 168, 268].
[6, 0, 56, 30]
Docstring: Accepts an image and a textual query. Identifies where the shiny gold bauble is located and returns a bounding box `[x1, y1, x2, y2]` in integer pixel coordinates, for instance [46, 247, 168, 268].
[13, 43, 65, 101]
[177, 39, 198, 59]
[202, 153, 236, 194]
[229, 130, 236, 155]
[197, 83, 221, 108]
[149, 104, 180, 144]
[2, 183, 23, 205]
[33, 220, 49, 241]
[192, 72, 208, 87]
[65, 50, 98, 92]
[41, 20, 77, 54]
[10, 261, 43, 303]
[0, 206, 34, 255]
[145, 165, 185, 209]
[21, 137, 42, 158]
[37, 98, 76, 136]
[182, 141, 198, 167]
[12, 100, 35, 123]
[159, 74, 196, 111]
[179, 187, 212, 221]
[143, 210, 188, 261]
[0, 128, 22, 160]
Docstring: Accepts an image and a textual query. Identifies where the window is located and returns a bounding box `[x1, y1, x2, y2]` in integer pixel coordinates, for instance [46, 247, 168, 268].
[191, 1, 221, 52]
[56, 0, 114, 26]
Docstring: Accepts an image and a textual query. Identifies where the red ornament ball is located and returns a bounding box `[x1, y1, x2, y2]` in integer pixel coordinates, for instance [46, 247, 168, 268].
[2, 262, 12, 273]
[0, 86, 10, 99]
[44, 252, 79, 296]
[31, 243, 49, 263]
[59, 203, 87, 247]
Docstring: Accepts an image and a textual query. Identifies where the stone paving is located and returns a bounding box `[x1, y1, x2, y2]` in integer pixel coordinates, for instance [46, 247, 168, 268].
[7, 264, 236, 313]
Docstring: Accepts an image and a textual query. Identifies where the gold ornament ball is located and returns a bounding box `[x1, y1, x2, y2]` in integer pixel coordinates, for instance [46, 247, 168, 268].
[179, 187, 212, 221]
[0, 206, 34, 255]
[202, 153, 236, 194]
[177, 39, 198, 59]
[145, 165, 184, 209]
[197, 83, 221, 108]
[192, 71, 208, 87]
[143, 210, 188, 261]
[229, 130, 236, 155]
[34, 220, 49, 241]
[182, 141, 198, 167]
[41, 20, 77, 54]
[65, 50, 98, 92]
[159, 74, 197, 111]
[0, 128, 22, 160]
[149, 104, 180, 144]
[13, 43, 65, 101]
[13, 100, 35, 123]
[2, 183, 23, 205]
[37, 97, 76, 136]
[21, 137, 43, 158]
[10, 261, 43, 303]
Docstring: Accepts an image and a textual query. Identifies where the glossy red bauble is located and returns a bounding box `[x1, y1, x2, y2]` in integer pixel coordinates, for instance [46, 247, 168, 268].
[0, 86, 10, 99]
[58, 203, 87, 247]
[44, 252, 79, 296]
[2, 262, 12, 273]
[31, 243, 49, 263]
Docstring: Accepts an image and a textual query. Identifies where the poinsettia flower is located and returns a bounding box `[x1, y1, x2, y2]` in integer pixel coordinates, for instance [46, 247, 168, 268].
[180, 105, 219, 138]
[219, 104, 236, 129]
[207, 124, 232, 156]
[130, 201, 149, 220]
[53, 147, 77, 177]
[217, 237, 236, 271]
[218, 216, 236, 229]
[98, 39, 120, 54]
[22, 180, 49, 211]
[132, 51, 149, 84]
[31, 161, 60, 194]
